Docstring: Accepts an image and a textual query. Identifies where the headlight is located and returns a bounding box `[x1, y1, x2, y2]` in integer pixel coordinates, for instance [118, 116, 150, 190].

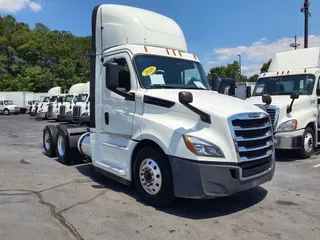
[277, 119, 297, 132]
[183, 135, 224, 157]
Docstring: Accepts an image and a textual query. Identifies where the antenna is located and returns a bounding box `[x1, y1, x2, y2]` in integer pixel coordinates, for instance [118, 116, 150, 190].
[100, 8, 104, 62]
[289, 35, 300, 50]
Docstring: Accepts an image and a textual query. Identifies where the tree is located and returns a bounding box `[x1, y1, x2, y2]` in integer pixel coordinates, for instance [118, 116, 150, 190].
[260, 59, 272, 73]
[209, 61, 248, 82]
[248, 74, 259, 82]
[0, 15, 91, 92]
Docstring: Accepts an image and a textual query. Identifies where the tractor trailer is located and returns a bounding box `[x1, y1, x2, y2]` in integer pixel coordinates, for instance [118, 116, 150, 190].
[43, 4, 275, 206]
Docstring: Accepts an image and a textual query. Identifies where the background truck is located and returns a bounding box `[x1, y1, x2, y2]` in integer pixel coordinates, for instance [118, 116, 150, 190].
[246, 47, 320, 158]
[0, 99, 20, 115]
[37, 87, 62, 120]
[72, 82, 90, 124]
[58, 83, 85, 122]
[47, 94, 66, 121]
[0, 91, 46, 113]
[42, 4, 275, 206]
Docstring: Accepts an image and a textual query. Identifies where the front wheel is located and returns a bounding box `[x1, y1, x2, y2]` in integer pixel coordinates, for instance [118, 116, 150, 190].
[3, 109, 10, 115]
[299, 127, 314, 159]
[133, 147, 174, 206]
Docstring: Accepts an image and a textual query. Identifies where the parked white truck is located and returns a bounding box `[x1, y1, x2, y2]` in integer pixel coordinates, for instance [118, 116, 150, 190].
[246, 47, 320, 158]
[47, 94, 66, 121]
[58, 83, 85, 122]
[0, 99, 20, 115]
[37, 87, 62, 120]
[72, 82, 90, 124]
[42, 4, 275, 206]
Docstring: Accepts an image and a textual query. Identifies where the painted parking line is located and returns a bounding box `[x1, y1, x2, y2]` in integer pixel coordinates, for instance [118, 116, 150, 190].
[312, 163, 320, 168]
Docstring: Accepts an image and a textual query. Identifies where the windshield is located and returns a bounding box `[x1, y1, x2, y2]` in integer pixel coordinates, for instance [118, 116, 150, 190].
[135, 55, 210, 90]
[77, 94, 88, 102]
[50, 96, 57, 102]
[43, 97, 50, 102]
[253, 74, 315, 96]
[4, 100, 13, 105]
[64, 95, 74, 102]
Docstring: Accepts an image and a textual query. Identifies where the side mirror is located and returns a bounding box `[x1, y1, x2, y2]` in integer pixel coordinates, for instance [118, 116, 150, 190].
[105, 62, 119, 90]
[262, 94, 272, 105]
[210, 73, 220, 91]
[290, 92, 299, 100]
[179, 91, 193, 104]
[246, 86, 252, 98]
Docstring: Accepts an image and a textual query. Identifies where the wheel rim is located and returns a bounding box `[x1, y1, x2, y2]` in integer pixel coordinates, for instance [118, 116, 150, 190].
[44, 131, 51, 151]
[4, 110, 8, 115]
[304, 133, 313, 153]
[57, 135, 65, 156]
[139, 158, 162, 195]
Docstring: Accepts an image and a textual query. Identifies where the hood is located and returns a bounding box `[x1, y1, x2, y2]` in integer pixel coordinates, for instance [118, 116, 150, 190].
[246, 95, 311, 111]
[145, 89, 264, 118]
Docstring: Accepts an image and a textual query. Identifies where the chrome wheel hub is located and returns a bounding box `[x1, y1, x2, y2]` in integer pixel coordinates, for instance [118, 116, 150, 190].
[304, 133, 313, 153]
[139, 158, 162, 195]
[57, 135, 65, 156]
[44, 131, 51, 150]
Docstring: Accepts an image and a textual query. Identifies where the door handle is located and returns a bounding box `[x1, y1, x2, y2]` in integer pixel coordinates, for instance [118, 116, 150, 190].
[105, 112, 109, 125]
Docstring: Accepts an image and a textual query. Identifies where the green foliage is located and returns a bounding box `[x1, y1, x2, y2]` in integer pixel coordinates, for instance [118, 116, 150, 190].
[261, 59, 272, 73]
[248, 74, 259, 82]
[0, 15, 91, 92]
[208, 61, 248, 82]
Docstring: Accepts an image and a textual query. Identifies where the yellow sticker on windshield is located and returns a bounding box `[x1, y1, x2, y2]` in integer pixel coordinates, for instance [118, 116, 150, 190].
[142, 66, 157, 76]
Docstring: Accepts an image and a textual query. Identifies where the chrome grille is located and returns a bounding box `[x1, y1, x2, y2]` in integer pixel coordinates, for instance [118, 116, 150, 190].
[73, 106, 81, 117]
[266, 109, 275, 126]
[228, 112, 273, 179]
[59, 105, 66, 115]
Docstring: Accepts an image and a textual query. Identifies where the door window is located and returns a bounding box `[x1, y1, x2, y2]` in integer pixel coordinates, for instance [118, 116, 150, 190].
[317, 77, 320, 96]
[114, 58, 131, 92]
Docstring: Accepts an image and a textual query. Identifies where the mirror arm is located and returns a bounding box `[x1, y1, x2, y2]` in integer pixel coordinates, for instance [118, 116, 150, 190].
[263, 104, 270, 112]
[287, 99, 295, 114]
[109, 87, 135, 101]
[180, 102, 211, 124]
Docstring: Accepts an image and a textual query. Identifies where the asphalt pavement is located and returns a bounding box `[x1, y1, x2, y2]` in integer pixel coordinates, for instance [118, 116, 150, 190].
[0, 114, 319, 240]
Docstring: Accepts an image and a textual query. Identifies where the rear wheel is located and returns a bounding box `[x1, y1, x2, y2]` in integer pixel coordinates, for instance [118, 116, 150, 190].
[56, 129, 81, 164]
[133, 147, 174, 206]
[43, 125, 58, 157]
[3, 108, 10, 115]
[299, 127, 314, 159]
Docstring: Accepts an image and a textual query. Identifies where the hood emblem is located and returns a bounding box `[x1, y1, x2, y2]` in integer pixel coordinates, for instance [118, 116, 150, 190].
[248, 113, 267, 119]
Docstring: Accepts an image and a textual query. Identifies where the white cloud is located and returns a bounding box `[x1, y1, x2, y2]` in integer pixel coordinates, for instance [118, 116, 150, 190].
[0, 0, 43, 13]
[209, 35, 320, 76]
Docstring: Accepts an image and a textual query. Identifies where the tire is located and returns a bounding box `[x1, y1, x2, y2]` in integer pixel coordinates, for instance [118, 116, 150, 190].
[55, 129, 81, 164]
[299, 127, 314, 159]
[3, 108, 10, 115]
[43, 125, 58, 157]
[133, 147, 174, 206]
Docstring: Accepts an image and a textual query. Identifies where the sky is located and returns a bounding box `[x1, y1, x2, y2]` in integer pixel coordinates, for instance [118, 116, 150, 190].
[1, 0, 320, 76]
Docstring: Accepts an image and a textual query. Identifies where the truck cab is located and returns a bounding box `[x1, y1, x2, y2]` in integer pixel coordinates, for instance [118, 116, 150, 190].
[37, 87, 62, 120]
[43, 4, 275, 206]
[0, 100, 20, 115]
[47, 94, 66, 121]
[72, 82, 90, 124]
[58, 83, 85, 122]
[27, 100, 39, 115]
[246, 47, 320, 158]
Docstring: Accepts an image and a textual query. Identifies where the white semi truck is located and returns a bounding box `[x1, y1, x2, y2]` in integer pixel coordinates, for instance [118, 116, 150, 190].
[37, 87, 62, 119]
[72, 82, 90, 124]
[58, 83, 85, 122]
[43, 4, 275, 206]
[247, 47, 320, 158]
[47, 94, 66, 121]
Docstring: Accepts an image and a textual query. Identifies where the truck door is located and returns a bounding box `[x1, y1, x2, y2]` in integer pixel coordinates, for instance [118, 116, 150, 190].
[316, 77, 320, 124]
[97, 52, 136, 172]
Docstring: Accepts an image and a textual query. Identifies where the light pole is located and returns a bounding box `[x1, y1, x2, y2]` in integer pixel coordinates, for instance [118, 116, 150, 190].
[301, 0, 310, 48]
[238, 54, 241, 80]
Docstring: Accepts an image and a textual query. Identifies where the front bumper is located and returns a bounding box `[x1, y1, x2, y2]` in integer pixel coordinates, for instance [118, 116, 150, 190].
[274, 129, 304, 149]
[37, 111, 47, 119]
[169, 156, 275, 198]
[48, 111, 59, 120]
